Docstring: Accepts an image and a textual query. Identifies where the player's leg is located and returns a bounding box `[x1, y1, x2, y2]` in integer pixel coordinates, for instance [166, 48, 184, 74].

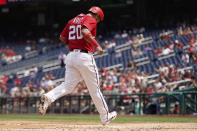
[39, 64, 82, 115]
[46, 65, 82, 102]
[76, 54, 117, 125]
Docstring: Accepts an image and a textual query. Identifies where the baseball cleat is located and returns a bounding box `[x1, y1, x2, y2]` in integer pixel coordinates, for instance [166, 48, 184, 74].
[39, 94, 51, 116]
[102, 111, 117, 125]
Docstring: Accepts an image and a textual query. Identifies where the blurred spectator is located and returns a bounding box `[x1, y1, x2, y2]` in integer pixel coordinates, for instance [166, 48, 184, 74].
[146, 99, 160, 114]
[23, 66, 38, 77]
[34, 86, 45, 96]
[188, 34, 195, 45]
[168, 41, 175, 50]
[115, 50, 122, 58]
[28, 80, 36, 92]
[134, 98, 143, 115]
[184, 27, 193, 35]
[132, 34, 144, 47]
[192, 53, 197, 64]
[137, 34, 144, 44]
[132, 36, 139, 47]
[155, 64, 169, 76]
[188, 45, 195, 54]
[160, 30, 169, 41]
[36, 80, 41, 89]
[58, 52, 66, 67]
[0, 81, 8, 96]
[143, 45, 152, 53]
[131, 47, 143, 57]
[162, 47, 171, 55]
[15, 76, 21, 86]
[121, 30, 128, 38]
[182, 52, 190, 65]
[177, 27, 183, 36]
[10, 85, 20, 97]
[0, 47, 22, 64]
[7, 75, 14, 84]
[175, 40, 183, 48]
[49, 72, 55, 80]
[173, 103, 180, 114]
[189, 79, 197, 88]
[1, 75, 8, 84]
[127, 60, 136, 71]
[154, 79, 162, 92]
[126, 37, 133, 45]
[25, 44, 31, 52]
[108, 40, 116, 48]
[23, 83, 31, 97]
[154, 46, 163, 55]
[139, 27, 145, 33]
[146, 86, 154, 93]
[1, 54, 8, 65]
[42, 73, 54, 92]
[102, 41, 109, 49]
[114, 32, 121, 39]
[195, 36, 197, 46]
[39, 37, 50, 44]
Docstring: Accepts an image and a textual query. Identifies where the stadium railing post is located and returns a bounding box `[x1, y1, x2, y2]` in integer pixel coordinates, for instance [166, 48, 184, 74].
[139, 94, 142, 115]
[68, 96, 72, 113]
[179, 93, 184, 115]
[195, 93, 197, 113]
[34, 97, 37, 113]
[27, 97, 30, 113]
[0, 97, 5, 113]
[60, 97, 63, 114]
[51, 100, 55, 114]
[88, 96, 92, 114]
[11, 97, 14, 113]
[18, 97, 21, 114]
[115, 95, 119, 110]
[0, 97, 1, 113]
[78, 95, 81, 114]
[165, 94, 170, 114]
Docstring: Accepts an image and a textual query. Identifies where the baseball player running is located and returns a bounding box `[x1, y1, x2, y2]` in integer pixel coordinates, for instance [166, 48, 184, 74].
[39, 6, 117, 125]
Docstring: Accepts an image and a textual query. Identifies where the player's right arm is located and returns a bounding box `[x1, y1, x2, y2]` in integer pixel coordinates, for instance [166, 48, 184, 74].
[59, 36, 67, 43]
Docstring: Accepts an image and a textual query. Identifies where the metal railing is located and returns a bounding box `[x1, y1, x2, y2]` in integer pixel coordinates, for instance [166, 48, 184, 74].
[0, 90, 197, 115]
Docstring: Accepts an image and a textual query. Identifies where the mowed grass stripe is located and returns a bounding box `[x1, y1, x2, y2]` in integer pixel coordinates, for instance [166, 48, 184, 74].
[0, 114, 197, 123]
[0, 114, 99, 122]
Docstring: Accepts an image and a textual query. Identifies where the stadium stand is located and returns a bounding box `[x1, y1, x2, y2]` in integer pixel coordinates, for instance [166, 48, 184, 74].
[0, 24, 197, 98]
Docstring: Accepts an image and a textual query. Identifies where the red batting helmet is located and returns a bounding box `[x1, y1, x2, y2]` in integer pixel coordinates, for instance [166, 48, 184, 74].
[89, 6, 104, 21]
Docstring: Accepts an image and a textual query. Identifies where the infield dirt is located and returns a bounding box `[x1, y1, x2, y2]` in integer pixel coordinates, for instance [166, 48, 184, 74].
[0, 121, 197, 131]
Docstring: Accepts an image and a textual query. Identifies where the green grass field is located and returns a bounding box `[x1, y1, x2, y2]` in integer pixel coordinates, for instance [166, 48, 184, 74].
[0, 114, 197, 123]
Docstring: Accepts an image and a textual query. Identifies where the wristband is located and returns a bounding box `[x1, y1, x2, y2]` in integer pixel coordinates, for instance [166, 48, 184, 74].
[83, 33, 99, 47]
[83, 33, 92, 41]
[91, 38, 99, 47]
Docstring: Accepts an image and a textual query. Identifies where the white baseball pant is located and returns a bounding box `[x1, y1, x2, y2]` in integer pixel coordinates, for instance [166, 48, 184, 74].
[45, 50, 109, 121]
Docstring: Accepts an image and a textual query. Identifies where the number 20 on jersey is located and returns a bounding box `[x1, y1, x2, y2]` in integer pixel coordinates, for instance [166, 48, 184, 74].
[68, 25, 83, 40]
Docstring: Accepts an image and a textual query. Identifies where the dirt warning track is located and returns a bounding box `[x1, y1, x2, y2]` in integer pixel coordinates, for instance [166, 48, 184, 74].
[0, 121, 197, 131]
